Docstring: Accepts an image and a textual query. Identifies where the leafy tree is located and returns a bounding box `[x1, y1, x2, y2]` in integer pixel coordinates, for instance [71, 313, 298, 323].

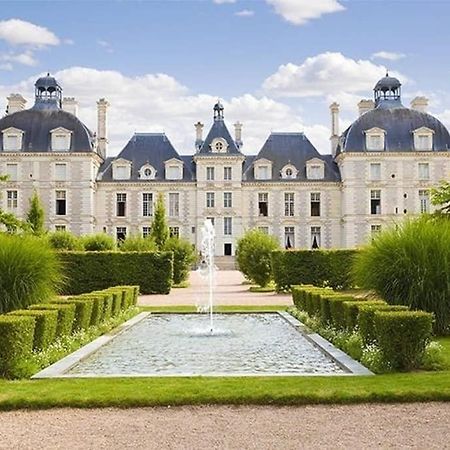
[431, 181, 450, 214]
[150, 193, 169, 250]
[163, 236, 196, 284]
[82, 233, 116, 251]
[26, 190, 46, 235]
[47, 231, 83, 251]
[119, 235, 157, 252]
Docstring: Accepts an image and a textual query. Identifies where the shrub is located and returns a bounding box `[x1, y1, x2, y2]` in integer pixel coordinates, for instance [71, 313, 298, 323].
[150, 193, 169, 250]
[353, 217, 450, 334]
[82, 233, 116, 251]
[8, 309, 58, 350]
[163, 237, 196, 285]
[342, 300, 386, 330]
[52, 297, 94, 331]
[47, 231, 82, 251]
[89, 291, 114, 321]
[105, 289, 123, 316]
[77, 294, 105, 326]
[119, 235, 157, 252]
[59, 252, 172, 295]
[0, 315, 35, 378]
[0, 234, 62, 313]
[29, 303, 75, 337]
[374, 310, 433, 370]
[26, 190, 46, 236]
[271, 249, 357, 292]
[327, 296, 362, 329]
[236, 229, 281, 287]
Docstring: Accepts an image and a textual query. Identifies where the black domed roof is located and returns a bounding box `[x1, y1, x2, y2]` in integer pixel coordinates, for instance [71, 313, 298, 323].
[374, 74, 401, 92]
[35, 74, 60, 90]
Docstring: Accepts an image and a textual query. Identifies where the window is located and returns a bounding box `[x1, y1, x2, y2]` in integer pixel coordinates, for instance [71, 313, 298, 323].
[206, 192, 215, 208]
[284, 227, 295, 249]
[371, 225, 381, 239]
[367, 135, 383, 151]
[6, 190, 17, 209]
[206, 167, 215, 181]
[139, 164, 156, 180]
[55, 163, 67, 181]
[114, 165, 129, 180]
[311, 227, 321, 249]
[215, 142, 224, 152]
[286, 168, 293, 177]
[416, 135, 432, 151]
[223, 192, 232, 208]
[207, 217, 215, 226]
[307, 164, 324, 180]
[55, 225, 66, 232]
[258, 193, 268, 216]
[284, 193, 294, 216]
[370, 163, 381, 181]
[2, 128, 23, 151]
[257, 166, 270, 180]
[310, 193, 321, 217]
[281, 165, 297, 179]
[370, 190, 381, 215]
[56, 190, 66, 216]
[419, 190, 430, 214]
[169, 227, 180, 238]
[51, 129, 72, 151]
[169, 193, 179, 217]
[418, 163, 430, 180]
[166, 165, 181, 180]
[116, 193, 126, 217]
[224, 167, 232, 181]
[224, 217, 232, 236]
[142, 226, 151, 238]
[116, 227, 126, 242]
[258, 226, 269, 234]
[5, 163, 18, 181]
[142, 193, 153, 217]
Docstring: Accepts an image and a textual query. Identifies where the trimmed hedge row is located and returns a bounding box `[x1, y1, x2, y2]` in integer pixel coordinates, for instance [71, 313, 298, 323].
[292, 285, 433, 371]
[0, 285, 138, 379]
[58, 252, 173, 295]
[272, 250, 357, 292]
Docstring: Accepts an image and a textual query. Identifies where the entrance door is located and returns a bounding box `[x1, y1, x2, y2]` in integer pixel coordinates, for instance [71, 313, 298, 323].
[224, 243, 232, 256]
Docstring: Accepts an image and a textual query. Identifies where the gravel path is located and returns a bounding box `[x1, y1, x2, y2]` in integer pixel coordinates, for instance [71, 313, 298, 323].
[1, 403, 449, 449]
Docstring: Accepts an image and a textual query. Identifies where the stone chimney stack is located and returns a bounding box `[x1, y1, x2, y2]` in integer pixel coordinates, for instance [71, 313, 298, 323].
[358, 99, 375, 116]
[195, 121, 204, 151]
[62, 97, 78, 116]
[234, 121, 243, 149]
[97, 98, 109, 159]
[410, 96, 429, 113]
[6, 94, 27, 114]
[330, 102, 340, 157]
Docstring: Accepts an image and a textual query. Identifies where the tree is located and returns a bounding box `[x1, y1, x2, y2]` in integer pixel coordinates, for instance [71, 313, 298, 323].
[431, 181, 450, 214]
[163, 236, 196, 284]
[150, 193, 169, 250]
[26, 190, 46, 235]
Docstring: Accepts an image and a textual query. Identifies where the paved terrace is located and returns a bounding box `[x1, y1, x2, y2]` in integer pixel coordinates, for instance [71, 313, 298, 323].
[138, 270, 292, 307]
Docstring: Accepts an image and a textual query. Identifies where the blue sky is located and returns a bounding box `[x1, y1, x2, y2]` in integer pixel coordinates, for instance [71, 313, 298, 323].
[0, 0, 450, 155]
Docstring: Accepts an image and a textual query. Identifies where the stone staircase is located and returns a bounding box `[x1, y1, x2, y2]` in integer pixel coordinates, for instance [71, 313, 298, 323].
[214, 256, 237, 270]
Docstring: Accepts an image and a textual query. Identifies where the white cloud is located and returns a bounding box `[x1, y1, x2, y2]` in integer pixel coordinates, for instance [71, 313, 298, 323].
[266, 0, 345, 25]
[0, 19, 60, 47]
[97, 40, 114, 53]
[371, 51, 406, 61]
[235, 9, 255, 17]
[213, 0, 236, 3]
[1, 51, 37, 67]
[0, 63, 13, 71]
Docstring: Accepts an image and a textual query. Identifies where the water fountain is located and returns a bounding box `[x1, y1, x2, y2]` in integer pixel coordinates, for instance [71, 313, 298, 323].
[199, 219, 215, 333]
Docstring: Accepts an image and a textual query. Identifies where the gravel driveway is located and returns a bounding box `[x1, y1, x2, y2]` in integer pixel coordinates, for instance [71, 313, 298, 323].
[1, 403, 449, 449]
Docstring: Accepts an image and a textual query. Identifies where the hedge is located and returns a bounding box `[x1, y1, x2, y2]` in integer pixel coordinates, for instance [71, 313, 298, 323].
[272, 249, 357, 292]
[8, 309, 58, 350]
[342, 300, 386, 330]
[374, 310, 433, 370]
[0, 315, 35, 378]
[51, 297, 94, 331]
[29, 303, 76, 337]
[105, 289, 123, 316]
[58, 252, 172, 295]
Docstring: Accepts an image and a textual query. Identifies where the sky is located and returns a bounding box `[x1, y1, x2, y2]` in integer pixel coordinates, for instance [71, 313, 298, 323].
[1, 0, 450, 156]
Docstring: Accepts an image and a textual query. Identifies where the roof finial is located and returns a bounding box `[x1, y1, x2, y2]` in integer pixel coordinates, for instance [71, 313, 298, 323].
[386, 70, 389, 77]
[213, 99, 224, 121]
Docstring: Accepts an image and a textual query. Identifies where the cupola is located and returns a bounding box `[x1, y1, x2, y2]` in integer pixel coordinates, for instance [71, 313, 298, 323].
[213, 100, 224, 121]
[374, 72, 402, 108]
[33, 73, 62, 110]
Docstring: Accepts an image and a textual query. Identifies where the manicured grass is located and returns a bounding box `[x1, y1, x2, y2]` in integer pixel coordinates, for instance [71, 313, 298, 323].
[173, 281, 190, 289]
[248, 283, 276, 293]
[139, 305, 288, 313]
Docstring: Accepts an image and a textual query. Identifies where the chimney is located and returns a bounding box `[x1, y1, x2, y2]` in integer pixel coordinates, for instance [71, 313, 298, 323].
[6, 94, 27, 114]
[195, 121, 204, 150]
[62, 97, 78, 116]
[234, 121, 243, 148]
[329, 102, 339, 157]
[410, 96, 428, 113]
[358, 99, 375, 116]
[97, 98, 109, 159]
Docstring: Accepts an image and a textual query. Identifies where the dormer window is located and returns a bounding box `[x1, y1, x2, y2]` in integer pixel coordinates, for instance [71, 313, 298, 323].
[254, 158, 273, 180]
[281, 164, 298, 180]
[211, 138, 228, 153]
[50, 127, 72, 151]
[2, 127, 24, 151]
[139, 164, 156, 180]
[413, 127, 434, 151]
[112, 158, 132, 180]
[164, 158, 183, 180]
[365, 127, 386, 151]
[306, 158, 325, 180]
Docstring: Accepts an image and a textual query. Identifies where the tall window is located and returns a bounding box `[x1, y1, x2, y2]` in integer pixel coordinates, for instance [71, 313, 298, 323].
[371, 225, 381, 239]
[5, 163, 18, 181]
[418, 163, 430, 180]
[169, 227, 180, 238]
[52, 133, 71, 151]
[116, 227, 126, 241]
[223, 192, 232, 208]
[367, 135, 383, 151]
[370, 190, 381, 215]
[258, 193, 268, 216]
[258, 226, 269, 234]
[370, 163, 381, 181]
[308, 165, 323, 180]
[55, 163, 67, 181]
[224, 166, 232, 181]
[142, 193, 153, 217]
[311, 227, 321, 249]
[55, 225, 66, 232]
[224, 217, 232, 236]
[416, 135, 432, 151]
[206, 192, 215, 208]
[116, 193, 126, 216]
[142, 226, 151, 238]
[310, 193, 321, 217]
[419, 190, 430, 214]
[206, 167, 215, 181]
[169, 193, 179, 217]
[257, 166, 270, 179]
[284, 192, 294, 216]
[284, 227, 294, 249]
[6, 190, 17, 209]
[56, 190, 66, 216]
[3, 134, 21, 151]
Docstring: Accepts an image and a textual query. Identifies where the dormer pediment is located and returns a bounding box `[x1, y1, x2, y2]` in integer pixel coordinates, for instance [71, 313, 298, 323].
[2, 127, 24, 151]
[164, 157, 183, 165]
[306, 157, 324, 165]
[113, 158, 131, 165]
[2, 127, 24, 135]
[413, 126, 435, 135]
[50, 127, 73, 134]
[253, 158, 273, 166]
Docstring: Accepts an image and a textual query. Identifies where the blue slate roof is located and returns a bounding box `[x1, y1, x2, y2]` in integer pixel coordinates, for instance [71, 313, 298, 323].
[198, 119, 241, 155]
[244, 132, 341, 182]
